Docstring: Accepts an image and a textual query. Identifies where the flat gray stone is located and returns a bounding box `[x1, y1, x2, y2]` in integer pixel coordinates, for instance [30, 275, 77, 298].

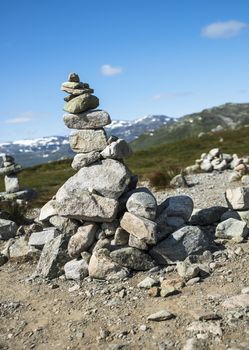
[29, 228, 61, 248]
[190, 206, 227, 226]
[56, 159, 131, 200]
[69, 129, 107, 153]
[147, 310, 175, 321]
[56, 191, 118, 222]
[64, 110, 111, 129]
[0, 219, 18, 240]
[49, 215, 79, 235]
[64, 94, 99, 114]
[110, 247, 155, 271]
[64, 258, 89, 280]
[0, 164, 22, 176]
[150, 226, 209, 264]
[71, 152, 100, 170]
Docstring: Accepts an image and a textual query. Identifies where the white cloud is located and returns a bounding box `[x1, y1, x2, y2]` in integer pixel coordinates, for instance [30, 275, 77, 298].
[201, 20, 247, 39]
[101, 64, 123, 76]
[5, 111, 34, 124]
[152, 92, 193, 100]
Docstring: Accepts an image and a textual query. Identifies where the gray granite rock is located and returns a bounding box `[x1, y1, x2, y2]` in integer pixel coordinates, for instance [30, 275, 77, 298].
[49, 216, 79, 235]
[64, 258, 89, 280]
[64, 94, 99, 114]
[69, 129, 107, 153]
[120, 212, 157, 245]
[0, 219, 18, 240]
[100, 139, 133, 160]
[158, 195, 193, 222]
[39, 199, 59, 222]
[35, 234, 70, 279]
[190, 206, 227, 226]
[68, 223, 98, 258]
[126, 190, 157, 220]
[71, 151, 100, 170]
[56, 191, 118, 222]
[4, 175, 19, 193]
[215, 218, 248, 240]
[9, 236, 39, 258]
[64, 110, 111, 129]
[110, 247, 155, 271]
[88, 248, 129, 280]
[150, 226, 209, 264]
[29, 228, 61, 249]
[56, 159, 131, 200]
[113, 227, 129, 246]
[128, 234, 148, 250]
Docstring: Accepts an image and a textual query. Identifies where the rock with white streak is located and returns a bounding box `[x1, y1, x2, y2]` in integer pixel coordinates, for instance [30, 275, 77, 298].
[64, 110, 111, 129]
[126, 190, 157, 220]
[101, 139, 133, 160]
[69, 129, 107, 153]
[64, 258, 89, 280]
[56, 159, 131, 200]
[68, 223, 98, 258]
[71, 151, 100, 170]
[225, 187, 249, 210]
[56, 191, 118, 222]
[215, 218, 248, 240]
[120, 212, 157, 245]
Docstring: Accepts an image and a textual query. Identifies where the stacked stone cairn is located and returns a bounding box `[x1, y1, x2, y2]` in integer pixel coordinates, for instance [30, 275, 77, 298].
[0, 154, 36, 201]
[30, 73, 237, 282]
[181, 148, 249, 183]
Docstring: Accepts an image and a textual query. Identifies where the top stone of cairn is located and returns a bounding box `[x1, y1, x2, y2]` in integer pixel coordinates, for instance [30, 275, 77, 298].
[68, 72, 80, 83]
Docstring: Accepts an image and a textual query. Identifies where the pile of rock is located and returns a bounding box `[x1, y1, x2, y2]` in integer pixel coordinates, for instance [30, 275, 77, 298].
[23, 73, 211, 280]
[0, 154, 36, 201]
[184, 148, 249, 179]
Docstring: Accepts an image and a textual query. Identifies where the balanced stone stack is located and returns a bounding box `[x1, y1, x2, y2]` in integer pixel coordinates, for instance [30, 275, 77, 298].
[34, 73, 210, 281]
[0, 155, 36, 201]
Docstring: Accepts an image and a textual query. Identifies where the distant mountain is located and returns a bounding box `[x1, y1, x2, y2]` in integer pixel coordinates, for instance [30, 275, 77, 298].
[0, 115, 172, 167]
[131, 103, 249, 151]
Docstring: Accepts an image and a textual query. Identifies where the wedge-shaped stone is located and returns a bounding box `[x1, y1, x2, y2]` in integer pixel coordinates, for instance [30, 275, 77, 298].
[0, 164, 22, 176]
[64, 94, 99, 114]
[71, 152, 101, 170]
[56, 159, 131, 200]
[68, 223, 98, 258]
[225, 187, 249, 210]
[56, 190, 118, 222]
[69, 129, 107, 153]
[29, 228, 61, 249]
[39, 199, 59, 222]
[88, 248, 129, 280]
[120, 212, 157, 245]
[150, 226, 209, 265]
[101, 139, 133, 160]
[110, 247, 155, 271]
[64, 110, 111, 129]
[35, 234, 70, 279]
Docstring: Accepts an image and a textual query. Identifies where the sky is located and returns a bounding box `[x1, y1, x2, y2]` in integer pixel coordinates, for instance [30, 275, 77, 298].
[0, 0, 248, 142]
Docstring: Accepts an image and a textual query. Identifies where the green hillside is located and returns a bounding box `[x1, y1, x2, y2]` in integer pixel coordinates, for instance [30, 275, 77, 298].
[0, 126, 249, 208]
[131, 103, 249, 151]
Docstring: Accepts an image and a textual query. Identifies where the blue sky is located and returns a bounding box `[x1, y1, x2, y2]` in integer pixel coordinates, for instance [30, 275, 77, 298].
[0, 0, 248, 142]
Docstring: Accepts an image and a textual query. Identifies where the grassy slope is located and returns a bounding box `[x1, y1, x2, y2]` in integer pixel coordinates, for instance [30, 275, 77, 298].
[0, 127, 249, 207]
